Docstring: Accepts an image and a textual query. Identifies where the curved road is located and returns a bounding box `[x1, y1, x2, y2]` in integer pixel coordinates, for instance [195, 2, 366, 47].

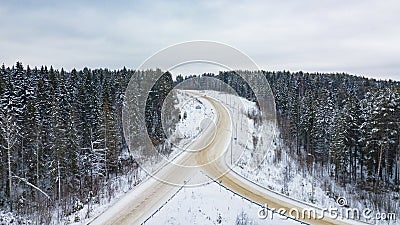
[90, 93, 368, 225]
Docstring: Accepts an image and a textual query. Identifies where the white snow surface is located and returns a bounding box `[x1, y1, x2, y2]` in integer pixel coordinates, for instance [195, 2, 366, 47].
[174, 90, 216, 142]
[145, 174, 299, 225]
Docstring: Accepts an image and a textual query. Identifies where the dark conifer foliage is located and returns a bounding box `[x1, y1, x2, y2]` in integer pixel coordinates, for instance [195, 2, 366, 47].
[0, 63, 174, 222]
[265, 72, 399, 192]
[145, 71, 175, 148]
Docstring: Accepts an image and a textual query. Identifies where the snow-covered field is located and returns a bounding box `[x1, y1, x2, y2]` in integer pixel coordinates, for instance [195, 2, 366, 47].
[145, 172, 299, 225]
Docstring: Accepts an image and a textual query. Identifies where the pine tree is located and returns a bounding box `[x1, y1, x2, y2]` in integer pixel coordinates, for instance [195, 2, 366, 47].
[0, 64, 6, 206]
[101, 80, 119, 178]
[314, 89, 335, 166]
[20, 65, 39, 203]
[331, 110, 350, 183]
[0, 63, 26, 211]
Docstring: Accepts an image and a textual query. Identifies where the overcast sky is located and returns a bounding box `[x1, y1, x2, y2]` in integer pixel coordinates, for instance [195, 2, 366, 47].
[1, 0, 399, 80]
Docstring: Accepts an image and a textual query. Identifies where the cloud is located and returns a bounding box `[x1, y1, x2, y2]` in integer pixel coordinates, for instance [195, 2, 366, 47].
[0, 0, 399, 80]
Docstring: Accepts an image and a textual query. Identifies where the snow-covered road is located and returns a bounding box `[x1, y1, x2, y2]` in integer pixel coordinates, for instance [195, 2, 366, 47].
[89, 92, 366, 225]
[88, 92, 220, 225]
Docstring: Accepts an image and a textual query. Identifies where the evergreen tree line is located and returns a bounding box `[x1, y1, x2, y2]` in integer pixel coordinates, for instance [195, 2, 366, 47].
[265, 71, 400, 193]
[177, 71, 400, 192]
[0, 63, 174, 223]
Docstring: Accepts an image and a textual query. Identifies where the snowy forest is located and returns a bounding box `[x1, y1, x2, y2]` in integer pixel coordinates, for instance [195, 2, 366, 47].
[0, 62, 399, 223]
[177, 71, 400, 192]
[266, 71, 400, 191]
[178, 71, 400, 191]
[0, 63, 175, 223]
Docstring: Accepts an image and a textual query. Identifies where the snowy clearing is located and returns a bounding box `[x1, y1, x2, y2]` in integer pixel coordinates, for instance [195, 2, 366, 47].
[145, 173, 300, 225]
